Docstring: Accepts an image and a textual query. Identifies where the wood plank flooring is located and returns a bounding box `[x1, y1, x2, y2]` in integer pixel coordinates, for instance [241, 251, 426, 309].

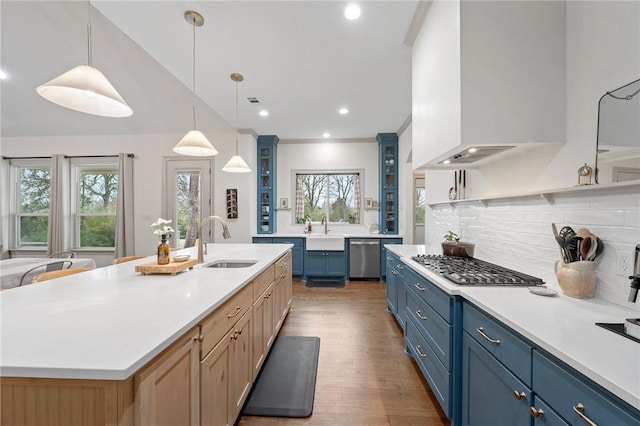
[238, 280, 450, 426]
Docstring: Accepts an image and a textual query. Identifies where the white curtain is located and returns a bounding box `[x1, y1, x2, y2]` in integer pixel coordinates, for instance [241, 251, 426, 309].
[114, 153, 135, 258]
[353, 174, 361, 224]
[47, 155, 69, 256]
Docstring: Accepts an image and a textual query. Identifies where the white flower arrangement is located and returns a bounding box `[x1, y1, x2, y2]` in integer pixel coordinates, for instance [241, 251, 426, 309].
[151, 218, 175, 240]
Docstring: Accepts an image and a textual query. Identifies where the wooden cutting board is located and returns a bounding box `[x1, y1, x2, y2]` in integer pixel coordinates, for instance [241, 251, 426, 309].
[135, 259, 197, 275]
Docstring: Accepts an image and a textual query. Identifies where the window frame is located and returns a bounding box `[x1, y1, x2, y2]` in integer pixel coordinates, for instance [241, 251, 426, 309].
[70, 157, 119, 249]
[293, 169, 363, 225]
[10, 159, 51, 249]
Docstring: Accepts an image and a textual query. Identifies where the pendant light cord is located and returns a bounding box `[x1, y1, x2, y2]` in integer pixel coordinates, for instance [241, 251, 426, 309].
[235, 79, 239, 154]
[87, 1, 92, 67]
[192, 17, 197, 130]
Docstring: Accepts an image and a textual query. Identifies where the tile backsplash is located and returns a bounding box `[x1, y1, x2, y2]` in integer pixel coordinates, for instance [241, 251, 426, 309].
[426, 184, 640, 312]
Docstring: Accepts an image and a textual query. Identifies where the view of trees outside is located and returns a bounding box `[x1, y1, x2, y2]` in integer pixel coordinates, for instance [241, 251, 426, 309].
[78, 167, 118, 247]
[299, 173, 358, 223]
[18, 167, 50, 245]
[415, 186, 425, 225]
[175, 171, 201, 248]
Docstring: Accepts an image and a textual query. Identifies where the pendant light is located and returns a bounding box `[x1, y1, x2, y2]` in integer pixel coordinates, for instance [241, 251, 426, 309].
[223, 73, 251, 173]
[36, 1, 132, 118]
[173, 11, 218, 157]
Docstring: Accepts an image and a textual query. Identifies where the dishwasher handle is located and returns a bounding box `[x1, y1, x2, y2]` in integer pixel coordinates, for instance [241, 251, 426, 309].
[350, 241, 380, 246]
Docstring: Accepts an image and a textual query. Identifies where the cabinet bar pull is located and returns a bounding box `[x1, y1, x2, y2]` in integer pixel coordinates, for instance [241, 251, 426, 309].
[573, 403, 597, 426]
[416, 310, 428, 320]
[414, 283, 426, 291]
[227, 306, 242, 318]
[530, 407, 545, 418]
[396, 264, 404, 269]
[513, 390, 526, 400]
[476, 327, 501, 344]
[415, 345, 427, 357]
[391, 270, 398, 275]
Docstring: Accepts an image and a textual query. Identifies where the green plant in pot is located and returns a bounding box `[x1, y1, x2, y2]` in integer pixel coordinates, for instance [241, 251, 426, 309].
[442, 230, 475, 258]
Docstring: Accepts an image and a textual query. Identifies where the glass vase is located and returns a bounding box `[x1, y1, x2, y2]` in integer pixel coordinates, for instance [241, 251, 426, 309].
[157, 235, 170, 265]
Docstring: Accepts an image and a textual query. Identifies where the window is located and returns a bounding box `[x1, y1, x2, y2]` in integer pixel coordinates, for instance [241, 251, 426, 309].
[12, 160, 51, 247]
[296, 172, 360, 224]
[72, 159, 118, 248]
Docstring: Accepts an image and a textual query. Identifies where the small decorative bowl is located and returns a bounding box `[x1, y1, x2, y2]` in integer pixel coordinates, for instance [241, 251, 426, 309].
[441, 241, 475, 258]
[173, 254, 191, 262]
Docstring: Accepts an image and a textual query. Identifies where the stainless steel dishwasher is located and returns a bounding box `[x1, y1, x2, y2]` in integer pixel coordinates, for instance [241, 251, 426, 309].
[349, 239, 380, 279]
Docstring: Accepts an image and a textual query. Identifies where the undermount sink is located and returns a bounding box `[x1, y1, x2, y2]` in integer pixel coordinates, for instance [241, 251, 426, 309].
[203, 260, 257, 268]
[306, 234, 345, 251]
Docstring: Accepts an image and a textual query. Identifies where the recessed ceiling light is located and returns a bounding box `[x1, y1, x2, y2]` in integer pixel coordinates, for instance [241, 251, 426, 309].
[443, 159, 451, 164]
[468, 147, 477, 153]
[344, 4, 361, 20]
[259, 110, 269, 117]
[338, 107, 349, 115]
[322, 132, 331, 138]
[0, 69, 7, 80]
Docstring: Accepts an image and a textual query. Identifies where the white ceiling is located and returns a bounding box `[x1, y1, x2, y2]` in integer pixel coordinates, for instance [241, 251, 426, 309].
[1, 1, 418, 141]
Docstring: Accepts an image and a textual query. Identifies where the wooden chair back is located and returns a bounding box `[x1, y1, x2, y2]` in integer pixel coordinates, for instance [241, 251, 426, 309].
[112, 255, 146, 264]
[32, 268, 94, 283]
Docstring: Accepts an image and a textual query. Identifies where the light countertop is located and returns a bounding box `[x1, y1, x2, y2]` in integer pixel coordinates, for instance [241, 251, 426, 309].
[253, 233, 403, 239]
[386, 244, 640, 409]
[0, 244, 291, 381]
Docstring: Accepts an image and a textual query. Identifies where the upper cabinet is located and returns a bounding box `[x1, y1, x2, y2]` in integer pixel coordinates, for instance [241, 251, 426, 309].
[257, 135, 279, 234]
[412, 0, 566, 169]
[378, 133, 398, 234]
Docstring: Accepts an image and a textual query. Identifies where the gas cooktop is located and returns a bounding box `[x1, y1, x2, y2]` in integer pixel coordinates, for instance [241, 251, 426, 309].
[411, 254, 545, 286]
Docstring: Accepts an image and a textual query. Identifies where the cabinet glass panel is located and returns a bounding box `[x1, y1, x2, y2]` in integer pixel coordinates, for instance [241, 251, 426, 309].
[260, 193, 270, 232]
[260, 148, 271, 189]
[384, 146, 396, 187]
[384, 191, 396, 233]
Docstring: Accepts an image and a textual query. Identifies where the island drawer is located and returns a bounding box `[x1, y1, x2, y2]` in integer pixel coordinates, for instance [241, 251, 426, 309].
[200, 283, 253, 359]
[405, 268, 452, 323]
[463, 302, 532, 386]
[406, 287, 452, 369]
[253, 264, 275, 299]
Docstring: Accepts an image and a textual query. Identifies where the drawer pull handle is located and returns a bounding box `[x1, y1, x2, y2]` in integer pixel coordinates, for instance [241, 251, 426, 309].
[391, 270, 398, 275]
[476, 327, 501, 344]
[227, 306, 242, 318]
[529, 407, 545, 418]
[415, 345, 427, 357]
[396, 264, 404, 269]
[513, 390, 526, 400]
[416, 310, 428, 320]
[573, 403, 597, 426]
[414, 283, 426, 291]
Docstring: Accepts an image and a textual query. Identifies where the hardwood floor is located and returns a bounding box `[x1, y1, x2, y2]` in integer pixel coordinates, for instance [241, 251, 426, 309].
[238, 280, 450, 426]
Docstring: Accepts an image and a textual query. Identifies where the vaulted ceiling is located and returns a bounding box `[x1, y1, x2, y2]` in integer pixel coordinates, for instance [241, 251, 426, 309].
[1, 1, 418, 141]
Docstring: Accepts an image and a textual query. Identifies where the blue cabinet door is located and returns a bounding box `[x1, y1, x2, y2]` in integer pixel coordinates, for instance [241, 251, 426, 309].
[305, 252, 325, 276]
[377, 133, 398, 234]
[272, 238, 304, 276]
[380, 239, 402, 279]
[325, 252, 346, 277]
[257, 136, 278, 234]
[461, 332, 531, 426]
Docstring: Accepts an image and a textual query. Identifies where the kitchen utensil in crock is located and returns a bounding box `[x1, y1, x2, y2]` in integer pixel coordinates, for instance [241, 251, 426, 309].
[580, 236, 592, 261]
[554, 236, 569, 263]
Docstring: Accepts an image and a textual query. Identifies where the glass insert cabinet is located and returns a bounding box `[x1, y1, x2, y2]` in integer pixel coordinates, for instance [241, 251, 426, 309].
[257, 135, 278, 234]
[378, 133, 398, 234]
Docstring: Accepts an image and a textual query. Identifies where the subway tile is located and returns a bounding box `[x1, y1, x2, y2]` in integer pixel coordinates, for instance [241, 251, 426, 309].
[563, 209, 625, 226]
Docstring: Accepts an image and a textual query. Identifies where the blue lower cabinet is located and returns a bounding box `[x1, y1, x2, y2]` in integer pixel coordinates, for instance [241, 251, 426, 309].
[380, 239, 402, 279]
[533, 350, 640, 426]
[530, 396, 570, 426]
[406, 320, 452, 417]
[253, 237, 304, 277]
[461, 332, 532, 426]
[305, 251, 346, 278]
[385, 252, 402, 318]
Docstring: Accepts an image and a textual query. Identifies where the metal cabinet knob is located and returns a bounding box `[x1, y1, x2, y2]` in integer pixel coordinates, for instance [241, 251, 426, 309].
[530, 407, 545, 418]
[513, 390, 526, 400]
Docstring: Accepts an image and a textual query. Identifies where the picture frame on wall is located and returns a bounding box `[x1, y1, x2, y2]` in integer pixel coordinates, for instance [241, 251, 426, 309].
[279, 198, 289, 209]
[365, 198, 373, 209]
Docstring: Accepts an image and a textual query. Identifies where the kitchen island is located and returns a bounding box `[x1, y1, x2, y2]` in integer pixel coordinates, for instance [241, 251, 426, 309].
[387, 244, 640, 425]
[0, 243, 293, 426]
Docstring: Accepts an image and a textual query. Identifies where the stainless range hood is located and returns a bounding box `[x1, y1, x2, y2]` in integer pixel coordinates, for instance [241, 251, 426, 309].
[437, 146, 515, 165]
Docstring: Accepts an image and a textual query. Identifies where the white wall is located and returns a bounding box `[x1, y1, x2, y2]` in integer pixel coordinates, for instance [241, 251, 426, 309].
[415, 1, 640, 308]
[275, 139, 381, 235]
[1, 132, 255, 266]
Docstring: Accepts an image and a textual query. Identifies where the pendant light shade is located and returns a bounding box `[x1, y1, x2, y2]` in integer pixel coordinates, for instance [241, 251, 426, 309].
[223, 73, 251, 173]
[174, 130, 219, 156]
[37, 65, 132, 117]
[173, 11, 218, 157]
[36, 3, 132, 118]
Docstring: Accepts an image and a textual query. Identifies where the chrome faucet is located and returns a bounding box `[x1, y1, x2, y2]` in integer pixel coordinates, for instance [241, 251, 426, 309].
[320, 215, 328, 234]
[198, 215, 231, 264]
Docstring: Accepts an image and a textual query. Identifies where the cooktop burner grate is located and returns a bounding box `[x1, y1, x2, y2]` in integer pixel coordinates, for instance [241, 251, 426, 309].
[411, 254, 544, 286]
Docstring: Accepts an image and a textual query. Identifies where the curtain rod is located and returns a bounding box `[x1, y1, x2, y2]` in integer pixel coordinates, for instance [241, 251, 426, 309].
[3, 153, 135, 160]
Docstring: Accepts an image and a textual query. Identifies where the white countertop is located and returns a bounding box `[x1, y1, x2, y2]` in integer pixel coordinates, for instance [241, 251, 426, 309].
[387, 244, 640, 409]
[0, 244, 291, 381]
